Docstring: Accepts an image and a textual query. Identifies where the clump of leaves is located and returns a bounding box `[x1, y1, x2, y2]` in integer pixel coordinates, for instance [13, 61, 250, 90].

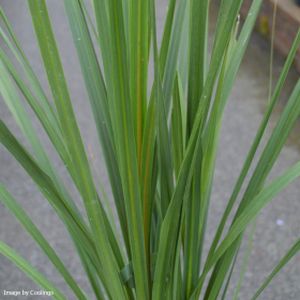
[0, 0, 300, 299]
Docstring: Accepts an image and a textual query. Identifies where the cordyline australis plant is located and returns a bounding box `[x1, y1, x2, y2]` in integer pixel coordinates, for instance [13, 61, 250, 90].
[0, 0, 300, 299]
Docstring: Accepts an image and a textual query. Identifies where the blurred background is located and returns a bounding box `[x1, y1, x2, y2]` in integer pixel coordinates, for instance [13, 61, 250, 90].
[0, 0, 300, 299]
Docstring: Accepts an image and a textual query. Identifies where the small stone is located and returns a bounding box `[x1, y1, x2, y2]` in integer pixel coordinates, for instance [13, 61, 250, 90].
[276, 219, 284, 226]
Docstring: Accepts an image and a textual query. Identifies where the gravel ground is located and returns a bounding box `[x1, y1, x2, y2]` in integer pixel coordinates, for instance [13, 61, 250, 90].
[0, 1, 299, 299]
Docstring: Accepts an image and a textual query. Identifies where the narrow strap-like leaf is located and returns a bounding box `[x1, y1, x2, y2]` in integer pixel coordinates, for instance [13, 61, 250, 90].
[0, 242, 66, 300]
[251, 238, 300, 300]
[159, 0, 176, 72]
[191, 161, 300, 299]
[162, 0, 188, 111]
[104, 0, 150, 297]
[0, 186, 87, 300]
[63, 0, 130, 260]
[128, 0, 149, 166]
[0, 8, 60, 129]
[27, 2, 126, 298]
[0, 120, 106, 295]
[153, 1, 245, 298]
[171, 74, 184, 178]
[207, 28, 300, 262]
[186, 0, 209, 136]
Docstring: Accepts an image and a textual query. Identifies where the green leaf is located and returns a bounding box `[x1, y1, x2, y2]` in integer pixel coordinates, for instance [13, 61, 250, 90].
[140, 95, 157, 263]
[0, 0, 299, 298]
[0, 186, 87, 300]
[0, 7, 59, 125]
[186, 0, 209, 135]
[128, 0, 149, 165]
[103, 0, 150, 297]
[233, 221, 257, 300]
[0, 242, 66, 300]
[0, 120, 108, 298]
[171, 74, 184, 178]
[159, 0, 176, 72]
[153, 1, 245, 298]
[63, 0, 130, 260]
[162, 0, 188, 110]
[251, 238, 300, 300]
[27, 2, 126, 298]
[191, 160, 300, 299]
[207, 77, 300, 296]
[207, 28, 300, 263]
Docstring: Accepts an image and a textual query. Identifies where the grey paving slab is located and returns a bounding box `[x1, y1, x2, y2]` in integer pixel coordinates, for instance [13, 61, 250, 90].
[0, 1, 299, 299]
